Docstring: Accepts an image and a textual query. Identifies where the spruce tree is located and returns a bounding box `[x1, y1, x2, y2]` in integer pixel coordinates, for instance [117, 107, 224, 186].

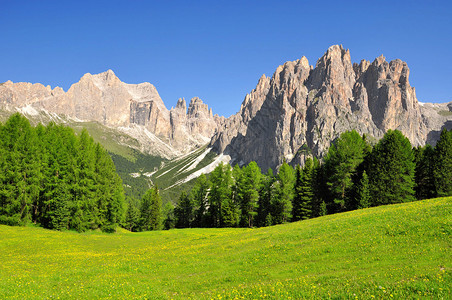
[367, 130, 415, 205]
[292, 158, 314, 221]
[433, 129, 452, 197]
[125, 197, 140, 232]
[162, 202, 175, 230]
[292, 165, 303, 222]
[324, 130, 366, 212]
[174, 191, 194, 228]
[356, 170, 370, 209]
[271, 162, 294, 224]
[149, 186, 162, 230]
[256, 168, 274, 227]
[414, 145, 436, 200]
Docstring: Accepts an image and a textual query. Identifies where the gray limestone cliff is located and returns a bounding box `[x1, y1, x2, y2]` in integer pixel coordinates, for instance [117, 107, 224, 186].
[210, 45, 452, 171]
[1, 46, 450, 168]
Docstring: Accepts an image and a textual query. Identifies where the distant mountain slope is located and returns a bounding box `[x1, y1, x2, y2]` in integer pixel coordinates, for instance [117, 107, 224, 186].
[210, 45, 452, 170]
[1, 44, 451, 175]
[0, 71, 224, 159]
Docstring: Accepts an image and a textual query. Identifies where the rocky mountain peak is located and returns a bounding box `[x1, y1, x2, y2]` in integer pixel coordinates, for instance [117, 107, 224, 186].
[188, 97, 212, 118]
[308, 45, 355, 96]
[0, 71, 222, 158]
[210, 45, 450, 171]
[174, 98, 187, 111]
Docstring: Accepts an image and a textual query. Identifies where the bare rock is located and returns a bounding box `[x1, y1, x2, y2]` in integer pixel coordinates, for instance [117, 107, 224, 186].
[210, 45, 450, 170]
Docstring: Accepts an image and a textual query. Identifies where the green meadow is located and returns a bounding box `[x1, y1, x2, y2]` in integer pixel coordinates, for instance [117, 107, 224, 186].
[1, 197, 450, 299]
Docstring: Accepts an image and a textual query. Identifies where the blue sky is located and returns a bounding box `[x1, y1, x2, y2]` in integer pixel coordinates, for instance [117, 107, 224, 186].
[1, 0, 451, 117]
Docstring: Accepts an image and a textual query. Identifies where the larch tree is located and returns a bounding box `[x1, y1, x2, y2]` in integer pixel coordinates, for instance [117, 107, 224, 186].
[271, 162, 294, 224]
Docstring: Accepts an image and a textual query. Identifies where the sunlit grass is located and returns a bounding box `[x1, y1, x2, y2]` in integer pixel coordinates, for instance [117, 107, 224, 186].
[0, 197, 450, 299]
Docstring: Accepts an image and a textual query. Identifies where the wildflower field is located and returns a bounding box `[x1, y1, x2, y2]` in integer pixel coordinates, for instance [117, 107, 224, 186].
[1, 197, 450, 299]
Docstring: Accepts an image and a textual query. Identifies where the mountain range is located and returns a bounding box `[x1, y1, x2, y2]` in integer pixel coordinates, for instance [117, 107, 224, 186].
[1, 45, 451, 174]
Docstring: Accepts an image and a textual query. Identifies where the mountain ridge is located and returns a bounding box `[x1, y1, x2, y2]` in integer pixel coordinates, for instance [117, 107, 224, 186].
[1, 45, 451, 172]
[0, 70, 224, 159]
[210, 45, 452, 170]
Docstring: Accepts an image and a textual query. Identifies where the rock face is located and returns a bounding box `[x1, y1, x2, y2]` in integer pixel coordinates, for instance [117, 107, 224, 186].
[210, 45, 452, 171]
[1, 46, 450, 168]
[0, 70, 221, 158]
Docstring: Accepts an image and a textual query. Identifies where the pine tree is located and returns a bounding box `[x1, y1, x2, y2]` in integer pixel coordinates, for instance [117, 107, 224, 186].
[149, 186, 162, 230]
[292, 158, 314, 221]
[311, 157, 325, 217]
[356, 170, 370, 209]
[414, 145, 436, 200]
[368, 130, 415, 205]
[238, 162, 261, 227]
[72, 129, 97, 231]
[162, 202, 175, 230]
[124, 197, 140, 232]
[192, 174, 209, 227]
[271, 162, 294, 224]
[174, 191, 194, 228]
[207, 163, 236, 227]
[292, 165, 303, 222]
[324, 130, 366, 212]
[139, 186, 162, 231]
[433, 129, 452, 197]
[256, 168, 274, 227]
[0, 114, 41, 225]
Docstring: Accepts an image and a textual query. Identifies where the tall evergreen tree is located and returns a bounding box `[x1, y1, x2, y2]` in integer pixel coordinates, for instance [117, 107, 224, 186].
[162, 202, 175, 230]
[292, 158, 314, 221]
[367, 130, 415, 205]
[149, 186, 162, 230]
[256, 168, 274, 227]
[414, 145, 436, 200]
[192, 174, 209, 227]
[124, 197, 140, 232]
[356, 170, 370, 209]
[208, 163, 237, 227]
[311, 157, 326, 217]
[0, 114, 41, 225]
[140, 186, 162, 231]
[174, 191, 194, 228]
[238, 162, 261, 227]
[324, 130, 366, 212]
[433, 129, 452, 197]
[271, 162, 294, 224]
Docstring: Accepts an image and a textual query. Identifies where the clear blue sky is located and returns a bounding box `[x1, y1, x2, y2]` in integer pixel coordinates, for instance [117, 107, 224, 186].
[1, 0, 451, 117]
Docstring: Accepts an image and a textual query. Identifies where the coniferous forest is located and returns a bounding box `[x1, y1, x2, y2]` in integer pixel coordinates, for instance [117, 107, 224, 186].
[1, 114, 451, 233]
[0, 114, 125, 232]
[167, 128, 452, 230]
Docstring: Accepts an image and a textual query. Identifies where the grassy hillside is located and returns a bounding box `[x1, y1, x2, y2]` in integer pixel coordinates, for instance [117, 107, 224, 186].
[1, 197, 450, 299]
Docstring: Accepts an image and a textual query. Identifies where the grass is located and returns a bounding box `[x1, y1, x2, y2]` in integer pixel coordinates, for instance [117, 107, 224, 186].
[0, 197, 450, 299]
[438, 110, 452, 117]
[69, 121, 141, 162]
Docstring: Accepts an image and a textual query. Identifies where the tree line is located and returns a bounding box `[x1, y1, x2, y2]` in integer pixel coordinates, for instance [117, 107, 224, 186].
[1, 113, 450, 233]
[0, 114, 125, 232]
[165, 128, 451, 229]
